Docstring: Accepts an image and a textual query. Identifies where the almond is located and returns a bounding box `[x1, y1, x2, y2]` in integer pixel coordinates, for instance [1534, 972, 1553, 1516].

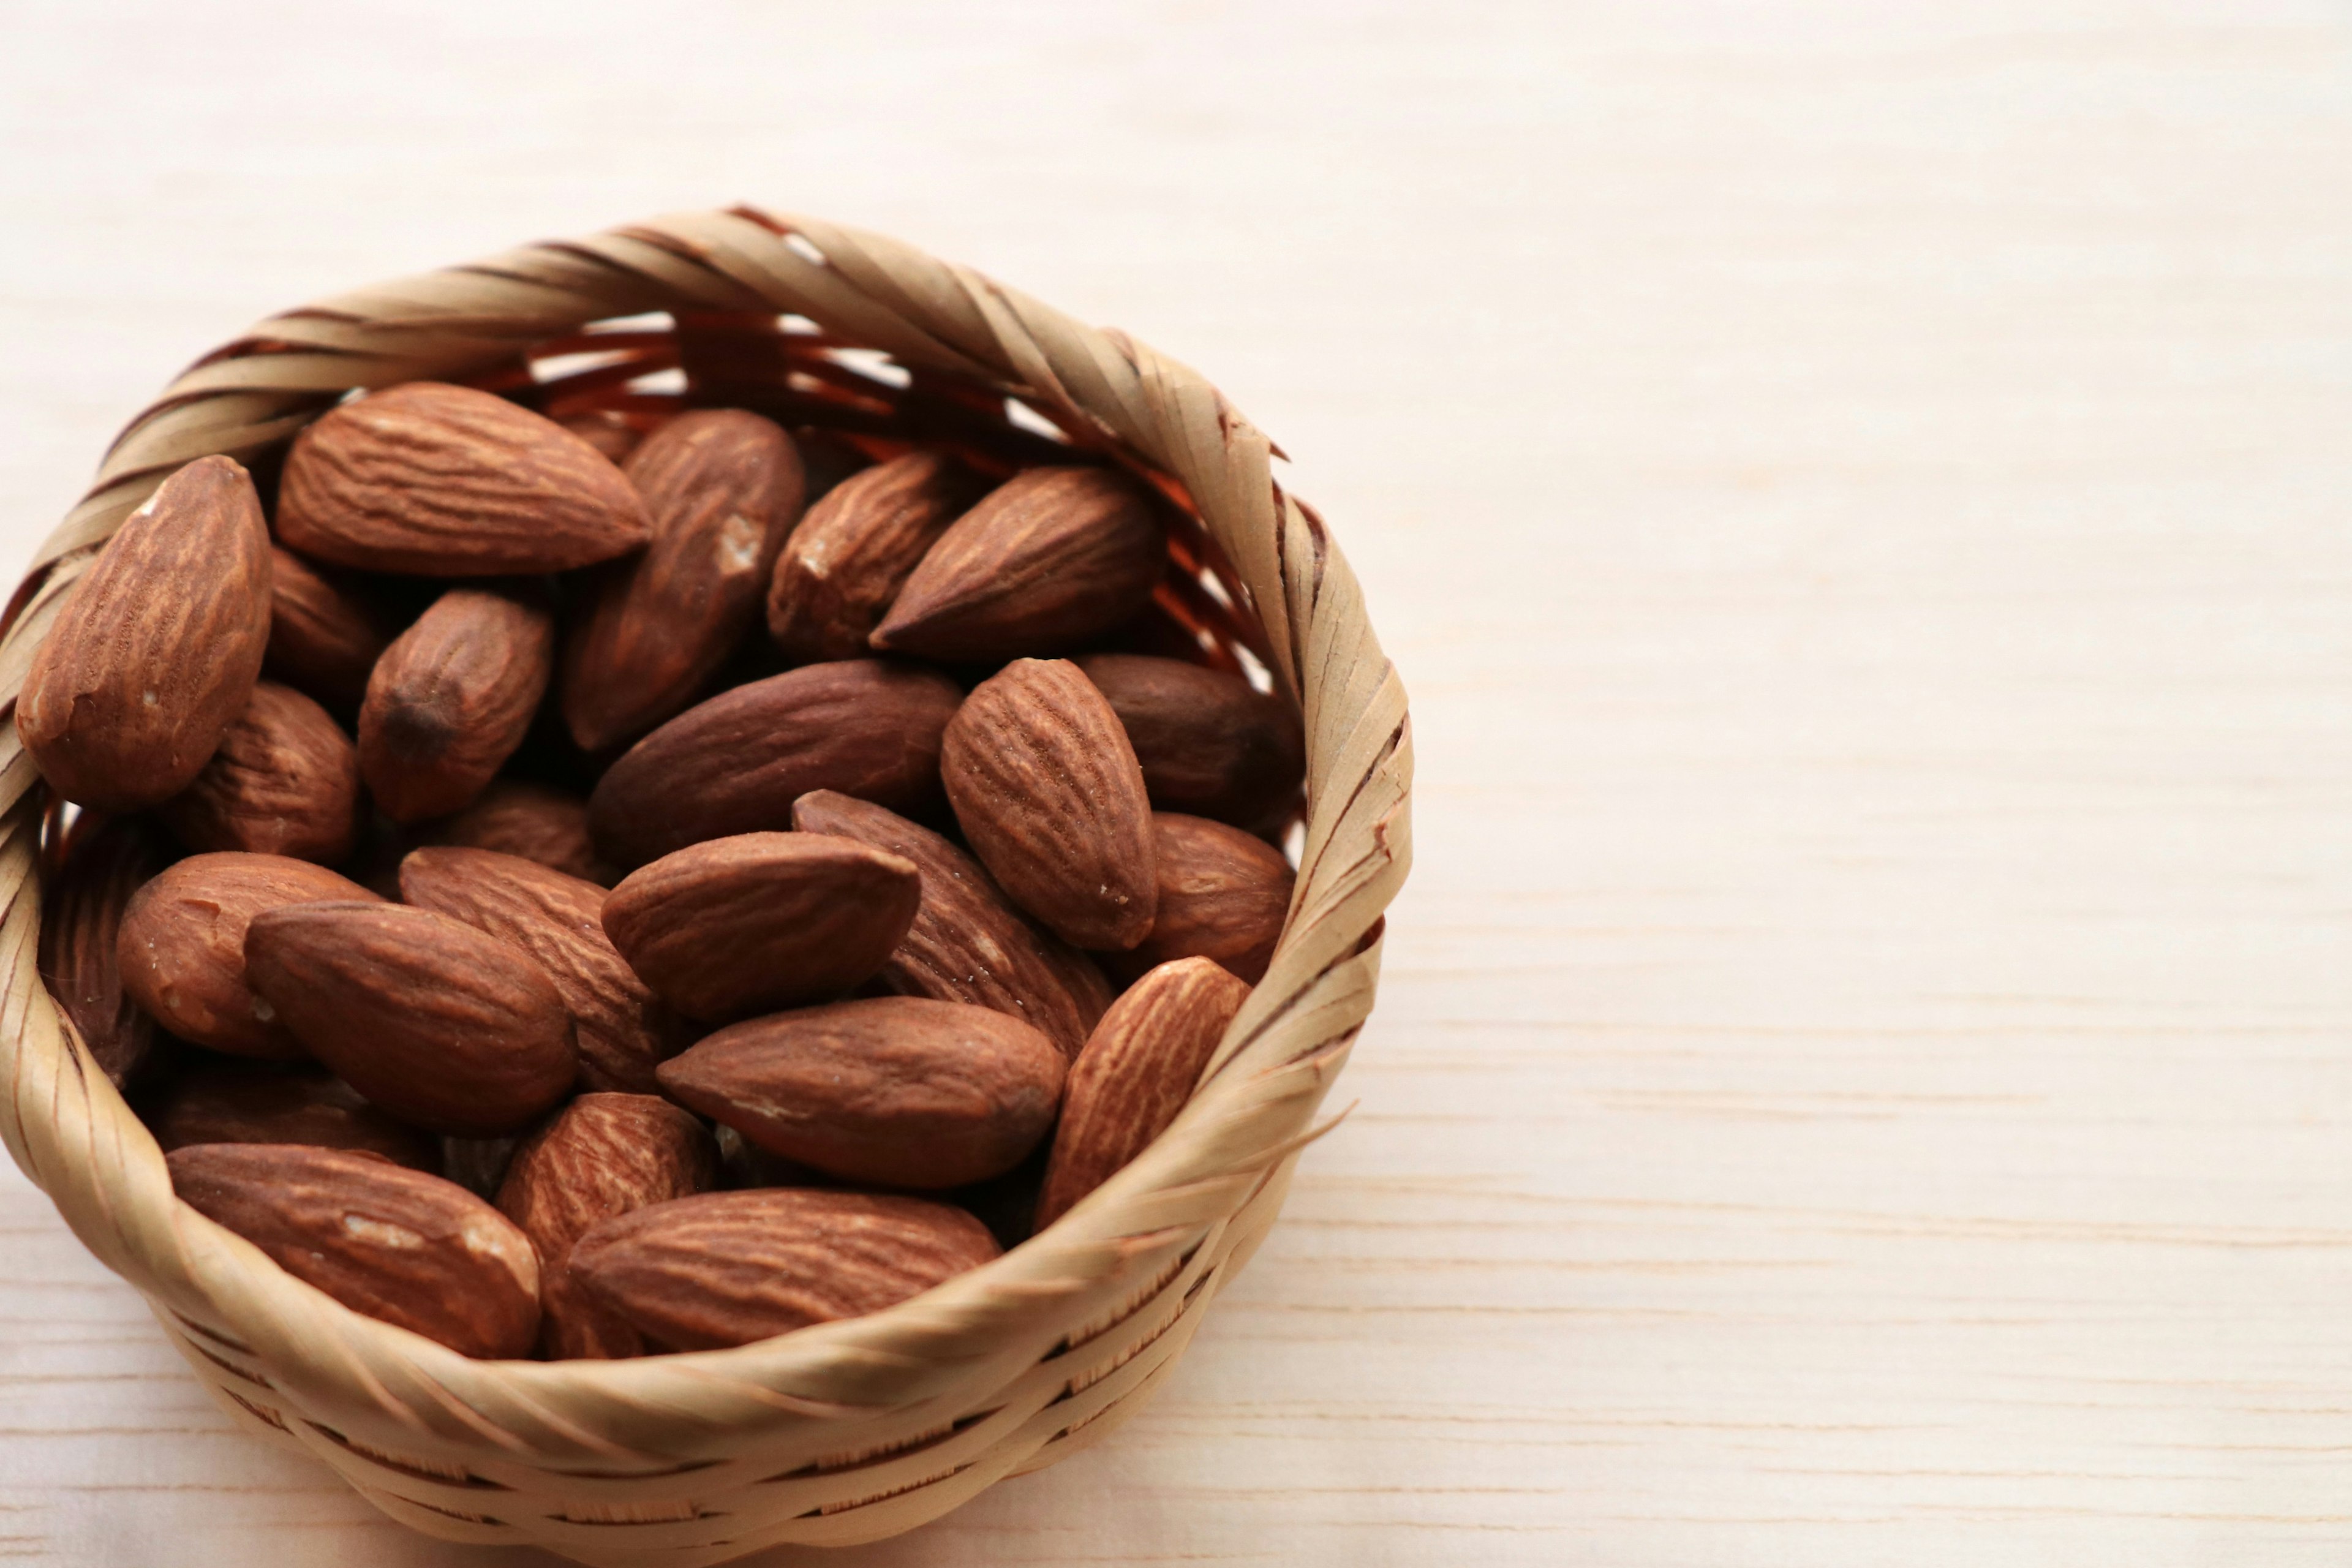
[587, 658, 961, 869]
[20, 456, 272, 810]
[765, 450, 974, 662]
[657, 997, 1065, 1190]
[1119, 812, 1295, 984]
[421, 780, 605, 884]
[276, 382, 651, 575]
[39, 816, 170, 1088]
[557, 410, 655, 465]
[561, 411, 806, 752]
[940, 657, 1156, 951]
[1035, 957, 1249, 1229]
[1076, 654, 1305, 829]
[600, 832, 921, 1022]
[167, 1143, 540, 1359]
[568, 1188, 1000, 1351]
[117, 853, 379, 1057]
[158, 681, 361, 864]
[243, 901, 578, 1136]
[140, 1061, 440, 1171]
[870, 467, 1163, 660]
[359, 585, 555, 823]
[495, 1093, 718, 1359]
[263, 545, 393, 711]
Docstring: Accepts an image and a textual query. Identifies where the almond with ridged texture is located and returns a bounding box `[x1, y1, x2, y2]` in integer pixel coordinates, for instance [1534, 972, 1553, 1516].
[39, 817, 170, 1088]
[117, 853, 379, 1058]
[262, 546, 393, 711]
[569, 1188, 1000, 1351]
[359, 586, 554, 823]
[159, 681, 361, 864]
[276, 382, 651, 575]
[495, 1093, 718, 1359]
[940, 658, 1156, 951]
[1076, 654, 1305, 829]
[422, 780, 604, 884]
[167, 1144, 540, 1359]
[243, 901, 578, 1136]
[870, 467, 1163, 660]
[140, 1062, 440, 1171]
[1120, 813, 1295, 984]
[766, 450, 972, 661]
[562, 411, 805, 752]
[1035, 957, 1250, 1229]
[20, 456, 271, 810]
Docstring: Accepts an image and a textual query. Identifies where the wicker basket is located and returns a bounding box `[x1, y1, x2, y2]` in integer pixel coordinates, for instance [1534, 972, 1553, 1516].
[0, 208, 1412, 1564]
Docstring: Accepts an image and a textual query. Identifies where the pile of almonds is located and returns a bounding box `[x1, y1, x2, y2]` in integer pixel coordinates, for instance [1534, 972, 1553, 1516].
[26, 382, 1304, 1360]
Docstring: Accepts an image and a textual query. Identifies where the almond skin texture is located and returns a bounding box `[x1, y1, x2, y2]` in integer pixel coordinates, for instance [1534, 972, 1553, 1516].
[657, 997, 1066, 1190]
[558, 410, 654, 465]
[159, 681, 361, 864]
[141, 1062, 440, 1171]
[243, 901, 579, 1136]
[562, 411, 807, 752]
[263, 546, 393, 711]
[1075, 654, 1306, 829]
[941, 658, 1156, 951]
[422, 780, 604, 884]
[399, 846, 679, 1094]
[276, 382, 652, 575]
[20, 456, 272, 811]
[790, 790, 1110, 1057]
[766, 450, 973, 662]
[495, 1093, 718, 1359]
[117, 853, 379, 1057]
[589, 659, 962, 869]
[569, 1188, 1001, 1351]
[1035, 957, 1250, 1230]
[167, 1143, 540, 1359]
[1120, 813, 1297, 984]
[600, 833, 921, 1022]
[360, 586, 555, 823]
[870, 467, 1163, 660]
[39, 817, 169, 1088]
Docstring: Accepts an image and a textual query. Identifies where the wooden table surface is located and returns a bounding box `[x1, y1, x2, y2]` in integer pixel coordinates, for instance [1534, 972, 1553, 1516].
[5, 2, 2350, 1562]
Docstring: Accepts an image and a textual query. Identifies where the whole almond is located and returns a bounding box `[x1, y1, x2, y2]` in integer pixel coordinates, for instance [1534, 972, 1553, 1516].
[657, 997, 1065, 1189]
[20, 456, 272, 810]
[117, 853, 379, 1057]
[167, 1143, 540, 1359]
[140, 1061, 440, 1171]
[562, 411, 807, 752]
[159, 681, 361, 864]
[569, 1188, 1001, 1351]
[1035, 957, 1250, 1230]
[39, 817, 170, 1088]
[1120, 812, 1295, 984]
[940, 658, 1156, 951]
[263, 546, 393, 711]
[399, 846, 679, 1094]
[244, 901, 578, 1136]
[765, 450, 973, 662]
[276, 382, 652, 575]
[870, 467, 1163, 660]
[495, 1093, 718, 1359]
[1076, 654, 1305, 829]
[600, 832, 921, 1022]
[422, 780, 604, 884]
[557, 410, 655, 465]
[790, 790, 1110, 1057]
[588, 658, 962, 869]
[359, 586, 555, 823]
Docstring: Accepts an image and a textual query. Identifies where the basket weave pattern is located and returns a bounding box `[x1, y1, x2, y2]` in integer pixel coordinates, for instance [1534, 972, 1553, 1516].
[0, 208, 1412, 1564]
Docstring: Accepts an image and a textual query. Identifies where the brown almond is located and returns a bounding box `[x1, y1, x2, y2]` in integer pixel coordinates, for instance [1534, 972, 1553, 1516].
[1076, 654, 1305, 829]
[495, 1093, 718, 1359]
[359, 585, 554, 823]
[940, 658, 1156, 951]
[39, 817, 170, 1088]
[263, 546, 393, 711]
[600, 833, 920, 1022]
[243, 901, 578, 1136]
[870, 467, 1163, 660]
[117, 853, 380, 1057]
[276, 382, 652, 575]
[1035, 957, 1250, 1230]
[20, 456, 273, 811]
[569, 1188, 1000, 1351]
[657, 997, 1065, 1190]
[557, 410, 655, 465]
[140, 1061, 440, 1171]
[398, 846, 679, 1094]
[588, 658, 961, 869]
[765, 450, 974, 662]
[167, 1143, 539, 1358]
[561, 411, 807, 752]
[421, 780, 604, 884]
[1120, 813, 1295, 984]
[158, 681, 361, 864]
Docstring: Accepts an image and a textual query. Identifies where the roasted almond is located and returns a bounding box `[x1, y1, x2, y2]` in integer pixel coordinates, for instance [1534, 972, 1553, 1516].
[657, 997, 1065, 1190]
[359, 585, 555, 823]
[167, 1143, 540, 1359]
[1076, 654, 1305, 829]
[263, 545, 394, 711]
[870, 467, 1163, 660]
[39, 816, 170, 1088]
[421, 780, 605, 884]
[20, 456, 272, 811]
[600, 832, 920, 1022]
[276, 381, 651, 575]
[158, 681, 361, 864]
[588, 658, 961, 869]
[140, 1061, 440, 1171]
[243, 900, 578, 1136]
[1119, 812, 1295, 984]
[569, 1188, 1000, 1351]
[557, 410, 655, 465]
[940, 657, 1156, 951]
[765, 450, 973, 662]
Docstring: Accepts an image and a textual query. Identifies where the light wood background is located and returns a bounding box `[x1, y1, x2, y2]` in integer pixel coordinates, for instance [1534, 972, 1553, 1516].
[5, 2, 2350, 1562]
